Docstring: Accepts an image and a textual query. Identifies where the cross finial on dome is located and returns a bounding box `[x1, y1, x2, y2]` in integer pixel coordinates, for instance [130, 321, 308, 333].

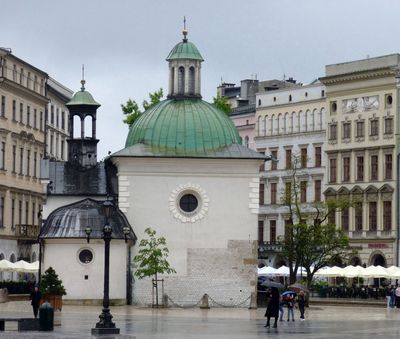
[182, 16, 188, 42]
[80, 64, 86, 91]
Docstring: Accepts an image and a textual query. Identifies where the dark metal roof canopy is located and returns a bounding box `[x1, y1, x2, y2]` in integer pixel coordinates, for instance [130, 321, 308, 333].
[40, 198, 136, 241]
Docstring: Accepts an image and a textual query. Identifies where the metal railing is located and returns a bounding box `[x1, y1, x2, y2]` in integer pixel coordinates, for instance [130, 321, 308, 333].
[258, 241, 283, 258]
[15, 224, 40, 240]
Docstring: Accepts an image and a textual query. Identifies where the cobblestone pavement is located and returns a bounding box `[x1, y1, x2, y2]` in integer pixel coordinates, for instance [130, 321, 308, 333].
[1, 301, 400, 338]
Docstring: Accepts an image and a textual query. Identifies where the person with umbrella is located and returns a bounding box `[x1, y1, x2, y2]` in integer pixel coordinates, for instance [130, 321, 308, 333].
[280, 291, 296, 321]
[264, 287, 280, 328]
[286, 293, 295, 321]
[297, 290, 306, 320]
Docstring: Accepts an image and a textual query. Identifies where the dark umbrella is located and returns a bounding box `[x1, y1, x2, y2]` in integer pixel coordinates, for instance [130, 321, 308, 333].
[282, 290, 297, 296]
[288, 283, 310, 293]
[261, 280, 285, 289]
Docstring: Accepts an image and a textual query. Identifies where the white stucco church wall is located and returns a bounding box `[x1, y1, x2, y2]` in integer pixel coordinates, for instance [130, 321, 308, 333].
[113, 157, 261, 306]
[42, 239, 128, 303]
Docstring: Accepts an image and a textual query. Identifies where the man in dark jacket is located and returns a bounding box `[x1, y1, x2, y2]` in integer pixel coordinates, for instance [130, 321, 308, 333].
[30, 286, 41, 318]
[264, 287, 280, 328]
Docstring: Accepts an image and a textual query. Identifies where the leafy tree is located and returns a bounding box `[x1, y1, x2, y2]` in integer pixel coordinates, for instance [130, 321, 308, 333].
[121, 88, 163, 127]
[212, 94, 232, 115]
[40, 267, 67, 296]
[279, 156, 354, 286]
[133, 227, 176, 306]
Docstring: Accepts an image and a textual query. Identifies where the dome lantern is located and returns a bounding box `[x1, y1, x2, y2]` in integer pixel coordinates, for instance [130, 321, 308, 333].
[166, 21, 203, 99]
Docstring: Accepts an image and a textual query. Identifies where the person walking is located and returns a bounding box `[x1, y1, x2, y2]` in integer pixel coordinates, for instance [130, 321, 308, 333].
[264, 287, 280, 328]
[297, 290, 306, 320]
[395, 285, 400, 308]
[287, 293, 295, 321]
[279, 294, 286, 321]
[29, 285, 41, 318]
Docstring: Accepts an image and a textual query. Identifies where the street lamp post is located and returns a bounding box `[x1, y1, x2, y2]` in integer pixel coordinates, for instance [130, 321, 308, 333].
[89, 200, 120, 335]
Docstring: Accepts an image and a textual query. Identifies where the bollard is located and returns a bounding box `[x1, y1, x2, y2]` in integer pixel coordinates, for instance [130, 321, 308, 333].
[248, 292, 257, 309]
[162, 294, 169, 308]
[199, 293, 210, 309]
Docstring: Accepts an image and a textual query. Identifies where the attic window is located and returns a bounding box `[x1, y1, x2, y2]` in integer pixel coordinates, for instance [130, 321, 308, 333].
[78, 249, 93, 264]
[258, 99, 261, 106]
[289, 95, 292, 102]
[273, 97, 276, 102]
[305, 92, 308, 98]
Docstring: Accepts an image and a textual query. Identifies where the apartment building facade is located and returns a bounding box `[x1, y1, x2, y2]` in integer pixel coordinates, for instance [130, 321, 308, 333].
[320, 54, 400, 267]
[255, 81, 326, 266]
[0, 48, 48, 265]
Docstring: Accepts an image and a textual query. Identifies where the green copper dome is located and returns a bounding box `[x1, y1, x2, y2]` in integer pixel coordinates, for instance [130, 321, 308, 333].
[66, 85, 100, 108]
[125, 99, 241, 156]
[166, 40, 204, 61]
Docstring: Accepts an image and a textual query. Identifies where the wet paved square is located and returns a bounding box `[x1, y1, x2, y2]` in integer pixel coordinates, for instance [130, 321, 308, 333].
[1, 301, 400, 338]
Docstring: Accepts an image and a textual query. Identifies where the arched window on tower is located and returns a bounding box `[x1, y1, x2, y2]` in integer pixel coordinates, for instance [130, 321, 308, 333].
[178, 66, 185, 94]
[188, 67, 195, 95]
[84, 115, 93, 138]
[73, 115, 81, 139]
[171, 67, 175, 94]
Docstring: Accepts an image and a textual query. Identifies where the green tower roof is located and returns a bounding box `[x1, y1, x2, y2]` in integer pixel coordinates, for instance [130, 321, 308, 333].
[66, 82, 100, 107]
[166, 40, 204, 61]
[123, 99, 244, 157]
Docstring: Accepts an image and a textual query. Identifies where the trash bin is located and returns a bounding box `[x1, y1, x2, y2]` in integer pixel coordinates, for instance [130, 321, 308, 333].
[39, 302, 54, 331]
[319, 287, 327, 298]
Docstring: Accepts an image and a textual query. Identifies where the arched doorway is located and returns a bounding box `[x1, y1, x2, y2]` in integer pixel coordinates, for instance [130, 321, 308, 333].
[350, 256, 362, 266]
[370, 253, 386, 267]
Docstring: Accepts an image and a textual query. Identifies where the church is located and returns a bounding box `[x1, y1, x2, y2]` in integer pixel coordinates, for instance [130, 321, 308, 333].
[41, 28, 267, 306]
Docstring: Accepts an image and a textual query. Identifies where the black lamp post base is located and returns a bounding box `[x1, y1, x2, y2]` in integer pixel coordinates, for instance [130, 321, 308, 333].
[91, 327, 120, 335]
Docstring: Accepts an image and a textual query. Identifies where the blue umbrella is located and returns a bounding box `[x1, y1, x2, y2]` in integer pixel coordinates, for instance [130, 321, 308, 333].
[282, 290, 297, 296]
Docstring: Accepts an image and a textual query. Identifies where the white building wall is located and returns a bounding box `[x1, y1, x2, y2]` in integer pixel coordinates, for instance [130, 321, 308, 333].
[114, 157, 261, 306]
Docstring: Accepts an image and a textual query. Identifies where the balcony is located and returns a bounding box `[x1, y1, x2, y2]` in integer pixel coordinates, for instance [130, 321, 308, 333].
[258, 241, 283, 259]
[15, 224, 40, 242]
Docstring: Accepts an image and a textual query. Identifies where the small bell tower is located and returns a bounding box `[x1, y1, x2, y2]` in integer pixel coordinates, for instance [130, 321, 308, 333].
[66, 68, 101, 168]
[166, 18, 204, 99]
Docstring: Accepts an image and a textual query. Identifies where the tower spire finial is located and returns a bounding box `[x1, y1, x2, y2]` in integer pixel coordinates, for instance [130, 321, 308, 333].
[182, 16, 188, 42]
[81, 64, 86, 91]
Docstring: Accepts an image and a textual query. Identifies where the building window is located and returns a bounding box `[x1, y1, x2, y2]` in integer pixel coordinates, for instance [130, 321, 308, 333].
[20, 68, 23, 85]
[328, 210, 335, 225]
[270, 220, 277, 242]
[33, 109, 37, 129]
[300, 181, 307, 203]
[330, 101, 337, 114]
[1, 96, 5, 117]
[271, 150, 277, 170]
[19, 148, 23, 175]
[289, 95, 292, 102]
[18, 200, 22, 226]
[356, 121, 364, 138]
[0, 197, 3, 227]
[301, 148, 307, 168]
[25, 201, 29, 225]
[56, 108, 59, 128]
[178, 67, 185, 94]
[0, 142, 5, 170]
[78, 249, 94, 264]
[258, 220, 264, 244]
[371, 155, 378, 180]
[61, 112, 65, 130]
[385, 154, 392, 180]
[40, 111, 43, 131]
[329, 158, 337, 183]
[341, 208, 349, 231]
[12, 100, 16, 120]
[26, 150, 30, 176]
[27, 106, 30, 126]
[355, 204, 363, 231]
[259, 183, 264, 205]
[60, 141, 64, 160]
[50, 105, 54, 125]
[369, 201, 377, 231]
[315, 146, 321, 167]
[50, 135, 54, 155]
[285, 149, 292, 169]
[343, 122, 351, 139]
[343, 157, 350, 182]
[285, 182, 292, 202]
[370, 119, 379, 136]
[314, 180, 321, 202]
[12, 145, 16, 173]
[19, 103, 23, 123]
[321, 90, 325, 97]
[12, 65, 17, 81]
[33, 152, 37, 178]
[383, 201, 392, 231]
[31, 203, 35, 226]
[270, 183, 277, 204]
[179, 194, 198, 213]
[11, 199, 15, 229]
[329, 124, 337, 140]
[356, 156, 364, 181]
[27, 72, 31, 88]
[384, 117, 393, 135]
[34, 75, 37, 92]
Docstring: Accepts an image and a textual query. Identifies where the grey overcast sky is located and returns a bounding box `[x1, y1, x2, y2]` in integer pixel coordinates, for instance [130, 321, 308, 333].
[2, 0, 400, 157]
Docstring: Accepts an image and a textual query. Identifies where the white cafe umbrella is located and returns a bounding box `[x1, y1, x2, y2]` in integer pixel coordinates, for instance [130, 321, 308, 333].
[13, 260, 39, 273]
[0, 259, 16, 272]
[389, 267, 400, 279]
[258, 266, 278, 277]
[386, 266, 399, 275]
[275, 265, 290, 276]
[362, 265, 389, 278]
[342, 265, 366, 278]
[315, 266, 344, 277]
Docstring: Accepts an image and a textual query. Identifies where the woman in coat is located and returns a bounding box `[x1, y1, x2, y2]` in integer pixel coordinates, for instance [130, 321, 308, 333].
[264, 287, 280, 328]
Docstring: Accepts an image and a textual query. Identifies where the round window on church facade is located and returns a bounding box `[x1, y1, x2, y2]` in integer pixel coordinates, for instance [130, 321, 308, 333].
[78, 249, 94, 264]
[179, 193, 198, 213]
[169, 183, 209, 223]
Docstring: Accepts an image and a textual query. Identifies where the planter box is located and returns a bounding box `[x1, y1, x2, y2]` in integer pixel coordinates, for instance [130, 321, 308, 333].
[41, 295, 62, 311]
